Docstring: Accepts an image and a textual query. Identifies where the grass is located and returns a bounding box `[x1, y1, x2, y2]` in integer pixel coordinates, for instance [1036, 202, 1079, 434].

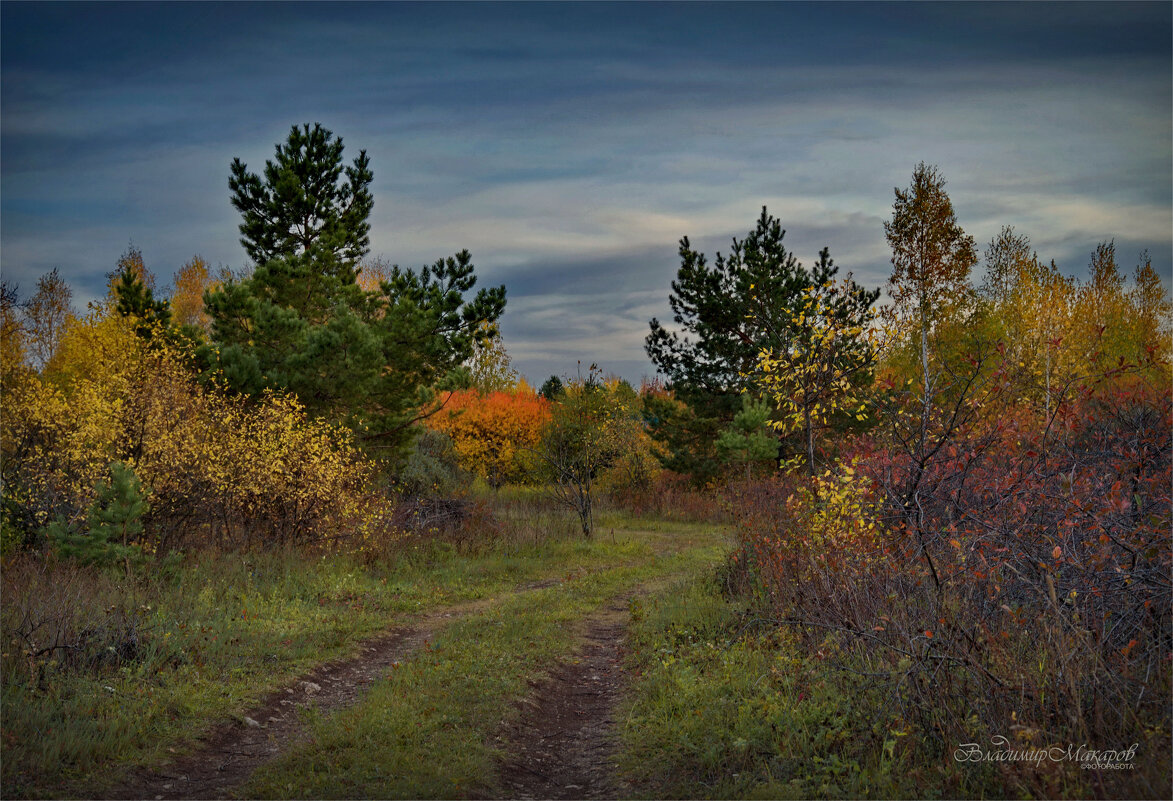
[618, 574, 998, 800]
[616, 572, 1173, 799]
[243, 530, 727, 798]
[1, 516, 726, 798]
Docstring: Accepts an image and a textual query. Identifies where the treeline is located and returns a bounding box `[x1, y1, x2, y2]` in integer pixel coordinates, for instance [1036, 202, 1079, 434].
[2, 123, 716, 564]
[643, 163, 1169, 796]
[1, 124, 508, 560]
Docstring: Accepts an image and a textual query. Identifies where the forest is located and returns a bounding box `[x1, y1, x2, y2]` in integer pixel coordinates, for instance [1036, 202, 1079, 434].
[1, 124, 1169, 800]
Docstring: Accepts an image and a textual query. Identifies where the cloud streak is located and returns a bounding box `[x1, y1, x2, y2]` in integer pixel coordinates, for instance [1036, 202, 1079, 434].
[2, 2, 1169, 383]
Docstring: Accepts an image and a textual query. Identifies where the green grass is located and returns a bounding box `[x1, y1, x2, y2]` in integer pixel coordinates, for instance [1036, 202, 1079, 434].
[617, 564, 1172, 800]
[618, 575, 979, 800]
[243, 532, 727, 798]
[1, 517, 725, 798]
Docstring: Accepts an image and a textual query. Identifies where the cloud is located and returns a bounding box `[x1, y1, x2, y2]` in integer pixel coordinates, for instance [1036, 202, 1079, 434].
[2, 3, 1169, 383]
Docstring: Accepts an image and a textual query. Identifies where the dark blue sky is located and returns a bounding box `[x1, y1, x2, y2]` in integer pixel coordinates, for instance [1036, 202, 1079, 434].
[3, 1, 1170, 383]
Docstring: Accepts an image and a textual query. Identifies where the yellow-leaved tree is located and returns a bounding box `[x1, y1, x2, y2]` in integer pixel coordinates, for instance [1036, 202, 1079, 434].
[2, 301, 387, 554]
[755, 279, 876, 476]
[170, 255, 217, 332]
[981, 228, 1076, 418]
[22, 268, 76, 370]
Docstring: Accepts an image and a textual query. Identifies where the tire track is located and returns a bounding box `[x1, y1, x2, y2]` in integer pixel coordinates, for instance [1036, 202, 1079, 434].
[491, 599, 633, 800]
[108, 581, 559, 800]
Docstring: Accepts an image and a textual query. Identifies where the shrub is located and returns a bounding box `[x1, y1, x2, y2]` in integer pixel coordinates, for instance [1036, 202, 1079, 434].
[1, 310, 389, 552]
[396, 428, 471, 498]
[728, 373, 1172, 797]
[0, 558, 158, 685]
[607, 470, 727, 524]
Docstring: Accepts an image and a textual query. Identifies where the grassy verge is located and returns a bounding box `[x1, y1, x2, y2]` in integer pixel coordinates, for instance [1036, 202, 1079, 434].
[242, 530, 728, 798]
[621, 576, 1169, 798]
[2, 520, 721, 798]
[619, 574, 1004, 800]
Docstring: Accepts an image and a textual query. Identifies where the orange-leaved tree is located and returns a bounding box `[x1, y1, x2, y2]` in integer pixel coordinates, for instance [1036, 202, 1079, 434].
[425, 381, 551, 487]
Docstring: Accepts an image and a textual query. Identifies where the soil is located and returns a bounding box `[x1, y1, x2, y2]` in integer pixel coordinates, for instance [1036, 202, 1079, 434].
[106, 597, 506, 800]
[104, 582, 637, 801]
[490, 599, 633, 800]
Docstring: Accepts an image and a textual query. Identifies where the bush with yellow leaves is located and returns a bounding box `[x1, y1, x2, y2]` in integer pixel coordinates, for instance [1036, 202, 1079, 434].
[2, 308, 388, 555]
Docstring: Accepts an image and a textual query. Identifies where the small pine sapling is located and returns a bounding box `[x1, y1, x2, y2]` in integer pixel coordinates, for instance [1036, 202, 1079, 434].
[45, 462, 149, 576]
[716, 395, 777, 480]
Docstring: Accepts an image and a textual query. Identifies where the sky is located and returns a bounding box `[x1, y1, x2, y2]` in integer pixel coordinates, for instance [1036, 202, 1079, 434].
[3, 1, 1170, 385]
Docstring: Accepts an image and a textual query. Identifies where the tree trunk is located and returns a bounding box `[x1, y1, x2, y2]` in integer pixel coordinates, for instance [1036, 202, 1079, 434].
[920, 311, 931, 417]
[578, 471, 593, 537]
[919, 297, 933, 462]
[1045, 348, 1051, 420]
[805, 406, 815, 477]
[580, 491, 592, 537]
[122, 524, 131, 579]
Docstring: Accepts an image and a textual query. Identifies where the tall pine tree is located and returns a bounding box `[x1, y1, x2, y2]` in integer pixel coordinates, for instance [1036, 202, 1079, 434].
[229, 123, 374, 269]
[646, 207, 877, 481]
[206, 124, 505, 460]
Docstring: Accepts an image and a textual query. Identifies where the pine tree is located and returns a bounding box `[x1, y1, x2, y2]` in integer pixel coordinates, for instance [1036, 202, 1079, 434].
[113, 263, 171, 337]
[109, 252, 211, 356]
[646, 207, 877, 481]
[229, 123, 374, 268]
[539, 375, 564, 400]
[46, 462, 148, 576]
[207, 124, 505, 461]
[715, 396, 777, 480]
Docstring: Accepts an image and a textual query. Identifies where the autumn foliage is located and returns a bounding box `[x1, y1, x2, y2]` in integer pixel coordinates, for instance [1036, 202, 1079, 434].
[735, 371, 1170, 794]
[729, 168, 1172, 796]
[425, 384, 551, 487]
[169, 256, 217, 332]
[2, 308, 387, 554]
